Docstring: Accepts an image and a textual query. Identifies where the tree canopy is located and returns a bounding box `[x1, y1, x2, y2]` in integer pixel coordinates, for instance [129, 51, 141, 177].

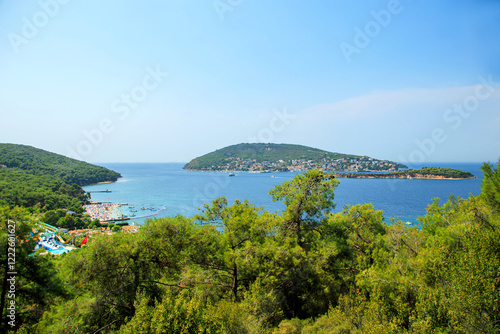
[0, 168, 88, 212]
[1, 160, 499, 333]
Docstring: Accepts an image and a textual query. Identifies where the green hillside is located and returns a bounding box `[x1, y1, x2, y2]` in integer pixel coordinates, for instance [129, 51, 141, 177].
[0, 168, 88, 211]
[0, 143, 121, 186]
[184, 143, 407, 172]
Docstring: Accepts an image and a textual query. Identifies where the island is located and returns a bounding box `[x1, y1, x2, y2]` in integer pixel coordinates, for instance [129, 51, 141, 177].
[184, 144, 476, 180]
[184, 143, 407, 172]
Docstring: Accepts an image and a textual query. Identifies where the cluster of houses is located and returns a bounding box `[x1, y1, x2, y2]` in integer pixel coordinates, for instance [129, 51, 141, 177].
[200, 156, 403, 173]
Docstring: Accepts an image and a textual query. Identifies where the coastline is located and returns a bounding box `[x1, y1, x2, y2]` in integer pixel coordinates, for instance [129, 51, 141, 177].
[82, 162, 483, 224]
[334, 173, 477, 180]
[84, 179, 119, 187]
[182, 169, 477, 180]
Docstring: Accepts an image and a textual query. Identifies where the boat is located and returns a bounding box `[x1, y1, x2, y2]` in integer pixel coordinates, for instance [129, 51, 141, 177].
[229, 173, 235, 177]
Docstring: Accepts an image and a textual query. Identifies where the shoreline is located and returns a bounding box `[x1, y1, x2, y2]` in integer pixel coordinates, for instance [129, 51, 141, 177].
[182, 169, 398, 173]
[333, 174, 477, 180]
[182, 169, 477, 180]
[84, 180, 118, 187]
[82, 175, 123, 187]
[83, 203, 120, 222]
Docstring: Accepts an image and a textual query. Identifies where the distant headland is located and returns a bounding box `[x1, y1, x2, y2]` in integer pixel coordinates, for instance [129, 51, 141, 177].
[335, 167, 476, 180]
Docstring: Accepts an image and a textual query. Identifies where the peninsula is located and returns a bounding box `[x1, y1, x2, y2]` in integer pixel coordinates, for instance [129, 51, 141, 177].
[0, 143, 121, 186]
[184, 143, 407, 172]
[0, 143, 122, 210]
[335, 167, 476, 180]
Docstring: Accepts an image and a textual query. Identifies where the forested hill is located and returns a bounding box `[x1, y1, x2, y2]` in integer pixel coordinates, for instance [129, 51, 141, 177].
[184, 143, 407, 172]
[0, 168, 88, 211]
[0, 143, 121, 186]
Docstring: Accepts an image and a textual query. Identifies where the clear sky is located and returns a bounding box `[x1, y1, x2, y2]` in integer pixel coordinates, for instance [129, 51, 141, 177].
[0, 0, 499, 163]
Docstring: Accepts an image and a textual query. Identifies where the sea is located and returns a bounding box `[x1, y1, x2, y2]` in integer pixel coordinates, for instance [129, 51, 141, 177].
[82, 162, 485, 226]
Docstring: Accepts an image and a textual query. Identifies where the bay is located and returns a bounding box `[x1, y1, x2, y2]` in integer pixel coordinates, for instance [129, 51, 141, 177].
[83, 162, 485, 225]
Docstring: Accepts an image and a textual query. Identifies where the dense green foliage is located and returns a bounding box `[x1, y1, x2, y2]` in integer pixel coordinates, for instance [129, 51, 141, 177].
[0, 143, 122, 217]
[480, 158, 500, 212]
[0, 207, 67, 332]
[341, 167, 475, 179]
[405, 167, 475, 178]
[42, 209, 100, 230]
[2, 162, 499, 333]
[0, 169, 88, 212]
[0, 143, 121, 186]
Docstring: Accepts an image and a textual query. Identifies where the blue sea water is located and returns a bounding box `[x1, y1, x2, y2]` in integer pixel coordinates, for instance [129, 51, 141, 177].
[83, 162, 485, 225]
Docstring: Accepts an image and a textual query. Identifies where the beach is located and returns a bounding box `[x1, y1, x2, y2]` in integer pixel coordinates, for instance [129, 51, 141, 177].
[83, 203, 120, 221]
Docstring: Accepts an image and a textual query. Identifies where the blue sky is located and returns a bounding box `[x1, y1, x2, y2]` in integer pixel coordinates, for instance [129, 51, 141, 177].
[0, 0, 499, 163]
